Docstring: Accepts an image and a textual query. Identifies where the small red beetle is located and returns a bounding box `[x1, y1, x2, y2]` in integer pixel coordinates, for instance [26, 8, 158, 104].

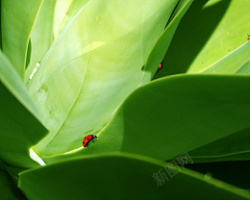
[82, 135, 97, 147]
[158, 64, 163, 70]
[248, 35, 250, 40]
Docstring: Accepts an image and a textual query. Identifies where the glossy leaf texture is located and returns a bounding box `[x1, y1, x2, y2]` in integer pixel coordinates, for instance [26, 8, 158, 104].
[18, 153, 250, 200]
[0, 52, 47, 168]
[154, 0, 250, 78]
[43, 74, 250, 164]
[27, 0, 180, 156]
[1, 0, 43, 79]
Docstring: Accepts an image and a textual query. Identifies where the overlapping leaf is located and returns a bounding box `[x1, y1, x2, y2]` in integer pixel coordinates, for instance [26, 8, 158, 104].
[19, 153, 250, 200]
[43, 74, 250, 164]
[25, 0, 57, 83]
[1, 0, 43, 79]
[154, 0, 250, 78]
[0, 52, 47, 168]
[27, 0, 180, 156]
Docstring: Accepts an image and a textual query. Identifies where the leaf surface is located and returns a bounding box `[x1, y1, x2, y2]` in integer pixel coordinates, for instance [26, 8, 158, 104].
[19, 153, 250, 200]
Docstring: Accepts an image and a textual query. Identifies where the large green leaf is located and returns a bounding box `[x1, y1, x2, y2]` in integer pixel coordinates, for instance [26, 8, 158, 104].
[1, 0, 43, 79]
[25, 0, 57, 83]
[27, 0, 180, 156]
[43, 74, 250, 164]
[0, 52, 47, 168]
[19, 153, 250, 200]
[154, 0, 250, 78]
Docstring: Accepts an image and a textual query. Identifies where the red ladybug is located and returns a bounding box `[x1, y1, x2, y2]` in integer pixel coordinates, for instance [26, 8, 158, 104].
[158, 64, 163, 70]
[82, 135, 97, 147]
[248, 35, 250, 40]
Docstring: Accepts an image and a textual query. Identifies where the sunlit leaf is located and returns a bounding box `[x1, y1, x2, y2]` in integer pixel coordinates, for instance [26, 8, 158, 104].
[27, 0, 180, 156]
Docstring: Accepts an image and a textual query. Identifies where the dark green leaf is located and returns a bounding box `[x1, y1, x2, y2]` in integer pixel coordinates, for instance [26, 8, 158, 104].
[19, 153, 250, 200]
[0, 52, 47, 168]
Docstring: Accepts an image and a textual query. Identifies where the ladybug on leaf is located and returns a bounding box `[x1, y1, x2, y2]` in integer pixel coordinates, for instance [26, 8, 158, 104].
[82, 135, 97, 147]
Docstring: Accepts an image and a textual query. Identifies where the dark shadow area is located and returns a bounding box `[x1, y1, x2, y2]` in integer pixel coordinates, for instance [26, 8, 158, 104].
[153, 0, 231, 79]
[186, 160, 250, 189]
[0, 165, 28, 200]
[189, 126, 250, 157]
[25, 39, 31, 69]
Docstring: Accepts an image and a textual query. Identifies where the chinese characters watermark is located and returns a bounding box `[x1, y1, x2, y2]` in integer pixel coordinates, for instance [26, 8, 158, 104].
[152, 152, 193, 186]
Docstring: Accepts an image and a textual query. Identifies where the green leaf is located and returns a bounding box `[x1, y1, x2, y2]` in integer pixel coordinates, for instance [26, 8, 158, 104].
[192, 152, 250, 163]
[27, 0, 180, 156]
[154, 0, 250, 78]
[0, 52, 47, 168]
[236, 59, 250, 74]
[201, 42, 250, 74]
[25, 0, 57, 83]
[43, 74, 250, 164]
[189, 127, 250, 161]
[19, 153, 250, 200]
[0, 2, 2, 49]
[53, 0, 74, 38]
[1, 0, 43, 79]
[53, 0, 90, 38]
[141, 0, 193, 83]
[0, 169, 27, 200]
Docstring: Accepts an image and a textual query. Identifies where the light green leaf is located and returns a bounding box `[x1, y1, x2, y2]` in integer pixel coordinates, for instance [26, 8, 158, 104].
[201, 42, 250, 74]
[53, 0, 90, 37]
[236, 59, 250, 74]
[155, 0, 250, 77]
[19, 153, 250, 200]
[141, 0, 193, 83]
[25, 0, 57, 83]
[28, 0, 180, 156]
[0, 52, 47, 168]
[53, 0, 74, 38]
[1, 0, 43, 79]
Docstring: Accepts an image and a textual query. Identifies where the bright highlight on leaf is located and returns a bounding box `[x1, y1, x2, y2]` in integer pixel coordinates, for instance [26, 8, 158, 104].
[29, 149, 46, 166]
